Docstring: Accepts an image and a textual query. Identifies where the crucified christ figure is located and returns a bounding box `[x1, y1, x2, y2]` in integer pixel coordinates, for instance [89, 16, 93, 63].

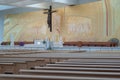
[47, 8, 52, 32]
[44, 5, 56, 32]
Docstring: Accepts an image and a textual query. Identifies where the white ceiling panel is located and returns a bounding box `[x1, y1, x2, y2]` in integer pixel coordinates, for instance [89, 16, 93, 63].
[32, 0, 50, 2]
[0, 5, 15, 11]
[10, 0, 49, 6]
[27, 2, 68, 9]
[79, 0, 101, 4]
[52, 2, 68, 8]
[0, 0, 101, 12]
[26, 3, 49, 9]
[0, 0, 24, 4]
[53, 0, 79, 5]
[27, 2, 67, 9]
[10, 0, 39, 6]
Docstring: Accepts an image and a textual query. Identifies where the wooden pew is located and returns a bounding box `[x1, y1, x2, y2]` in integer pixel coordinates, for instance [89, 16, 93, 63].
[66, 58, 120, 62]
[0, 51, 43, 55]
[0, 58, 46, 73]
[19, 69, 120, 78]
[0, 57, 64, 73]
[6, 52, 120, 59]
[46, 64, 120, 68]
[55, 62, 120, 65]
[0, 74, 119, 80]
[34, 66, 120, 72]
[0, 61, 28, 74]
[0, 63, 14, 74]
[0, 50, 120, 80]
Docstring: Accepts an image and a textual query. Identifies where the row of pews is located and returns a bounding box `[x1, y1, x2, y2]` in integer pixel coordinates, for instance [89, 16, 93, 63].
[0, 50, 67, 74]
[0, 50, 120, 80]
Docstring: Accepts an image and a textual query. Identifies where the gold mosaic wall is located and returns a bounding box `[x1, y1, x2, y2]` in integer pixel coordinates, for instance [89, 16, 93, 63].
[4, 0, 120, 42]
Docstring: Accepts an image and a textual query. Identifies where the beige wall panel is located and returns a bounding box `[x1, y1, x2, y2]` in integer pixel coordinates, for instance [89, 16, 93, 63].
[4, 0, 120, 42]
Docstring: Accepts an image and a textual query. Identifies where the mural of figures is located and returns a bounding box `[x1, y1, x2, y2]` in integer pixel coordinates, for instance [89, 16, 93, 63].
[66, 16, 93, 41]
[52, 13, 61, 41]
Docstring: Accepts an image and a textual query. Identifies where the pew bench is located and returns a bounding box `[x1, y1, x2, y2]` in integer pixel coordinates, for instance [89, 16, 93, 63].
[0, 57, 65, 73]
[66, 58, 120, 62]
[0, 58, 46, 73]
[0, 61, 28, 74]
[19, 69, 120, 78]
[46, 64, 120, 68]
[6, 52, 120, 59]
[0, 63, 14, 74]
[34, 66, 120, 72]
[55, 62, 120, 65]
[0, 74, 117, 80]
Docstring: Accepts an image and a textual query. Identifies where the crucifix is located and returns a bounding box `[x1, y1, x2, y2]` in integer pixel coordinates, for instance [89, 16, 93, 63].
[44, 5, 56, 32]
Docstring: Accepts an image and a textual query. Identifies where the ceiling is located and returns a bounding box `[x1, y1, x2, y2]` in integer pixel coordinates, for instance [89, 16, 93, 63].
[0, 0, 100, 14]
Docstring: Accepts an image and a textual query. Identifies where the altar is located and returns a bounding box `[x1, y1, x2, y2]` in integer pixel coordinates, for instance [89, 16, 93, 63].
[24, 39, 63, 50]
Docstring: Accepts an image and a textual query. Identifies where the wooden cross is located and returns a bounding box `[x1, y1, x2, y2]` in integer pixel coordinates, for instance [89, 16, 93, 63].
[44, 5, 56, 32]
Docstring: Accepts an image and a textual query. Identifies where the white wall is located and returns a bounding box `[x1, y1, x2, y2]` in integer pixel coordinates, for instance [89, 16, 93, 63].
[0, 15, 4, 44]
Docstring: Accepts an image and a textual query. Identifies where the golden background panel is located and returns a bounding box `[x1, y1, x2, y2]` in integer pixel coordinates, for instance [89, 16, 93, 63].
[4, 0, 120, 42]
